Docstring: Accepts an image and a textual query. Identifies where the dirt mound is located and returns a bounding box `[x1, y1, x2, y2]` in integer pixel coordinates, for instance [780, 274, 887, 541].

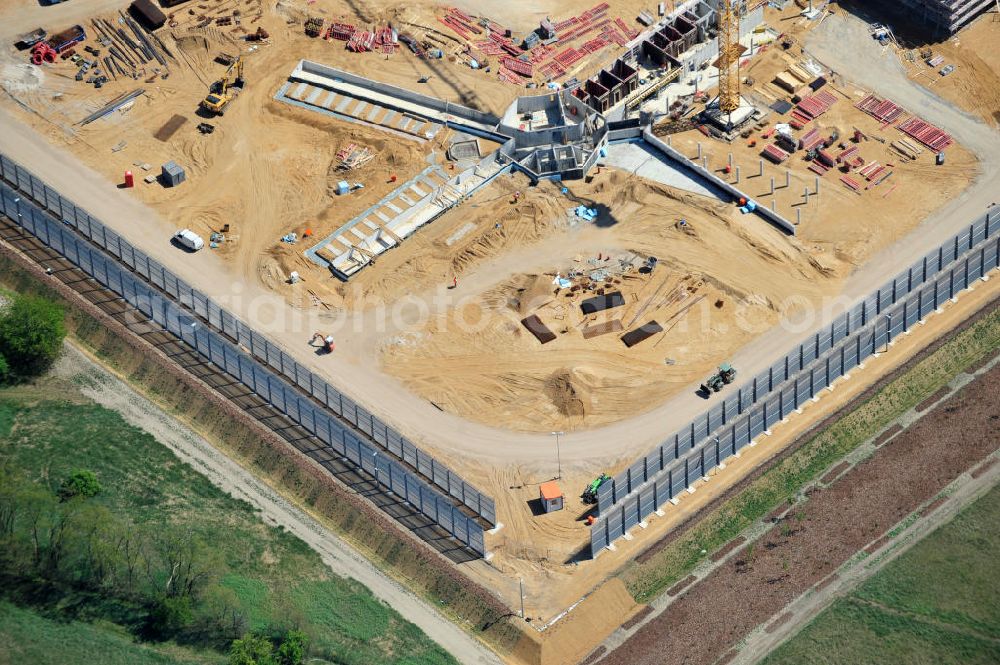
[515, 274, 557, 315]
[544, 367, 598, 418]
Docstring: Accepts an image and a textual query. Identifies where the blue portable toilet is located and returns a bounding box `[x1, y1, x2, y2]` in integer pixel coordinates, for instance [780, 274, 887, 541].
[336, 180, 349, 195]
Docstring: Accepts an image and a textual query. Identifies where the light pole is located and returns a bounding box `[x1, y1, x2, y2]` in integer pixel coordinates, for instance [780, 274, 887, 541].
[550, 431, 564, 480]
[372, 450, 379, 487]
[883, 312, 893, 353]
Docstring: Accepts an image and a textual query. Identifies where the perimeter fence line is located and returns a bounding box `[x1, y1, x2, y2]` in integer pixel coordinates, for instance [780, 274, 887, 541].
[0, 155, 493, 555]
[591, 206, 1000, 556]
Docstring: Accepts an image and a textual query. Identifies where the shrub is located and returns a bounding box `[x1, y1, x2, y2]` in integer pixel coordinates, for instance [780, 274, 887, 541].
[58, 469, 102, 501]
[0, 294, 66, 379]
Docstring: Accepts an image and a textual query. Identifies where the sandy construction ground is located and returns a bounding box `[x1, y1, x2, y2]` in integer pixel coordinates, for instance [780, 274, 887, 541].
[2, 2, 1000, 657]
[2, 0, 978, 436]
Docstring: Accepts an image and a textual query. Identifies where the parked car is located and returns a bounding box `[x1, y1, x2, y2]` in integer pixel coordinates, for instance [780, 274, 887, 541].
[939, 64, 955, 76]
[173, 229, 204, 251]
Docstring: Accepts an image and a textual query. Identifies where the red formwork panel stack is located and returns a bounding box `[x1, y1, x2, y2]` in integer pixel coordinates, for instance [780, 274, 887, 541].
[897, 117, 953, 150]
[762, 144, 789, 164]
[794, 90, 838, 121]
[502, 56, 533, 77]
[327, 22, 356, 40]
[855, 93, 905, 123]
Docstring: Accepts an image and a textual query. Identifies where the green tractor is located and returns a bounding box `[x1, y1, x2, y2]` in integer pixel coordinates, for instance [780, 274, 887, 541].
[701, 363, 737, 395]
[582, 473, 611, 504]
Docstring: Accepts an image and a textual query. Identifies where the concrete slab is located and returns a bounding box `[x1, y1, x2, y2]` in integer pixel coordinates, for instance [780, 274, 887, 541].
[354, 101, 368, 116]
[398, 194, 416, 206]
[363, 219, 379, 230]
[291, 82, 308, 99]
[382, 110, 397, 124]
[367, 105, 382, 121]
[374, 210, 391, 223]
[604, 141, 716, 198]
[334, 96, 353, 112]
[321, 91, 336, 108]
[409, 183, 427, 198]
[385, 202, 404, 214]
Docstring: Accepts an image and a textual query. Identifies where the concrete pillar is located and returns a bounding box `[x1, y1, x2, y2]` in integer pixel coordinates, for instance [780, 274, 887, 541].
[771, 199, 776, 211]
[785, 170, 791, 187]
[797, 208, 802, 225]
[759, 159, 764, 176]
[697, 142, 702, 159]
[667, 135, 672, 146]
[728, 152, 733, 167]
[735, 166, 741, 183]
[770, 177, 775, 195]
[703, 156, 708, 169]
[814, 176, 820, 195]
[804, 188, 810, 205]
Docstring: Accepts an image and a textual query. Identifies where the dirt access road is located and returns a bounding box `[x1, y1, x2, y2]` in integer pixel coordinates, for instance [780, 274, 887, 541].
[0, 7, 998, 472]
[51, 342, 503, 665]
[597, 350, 1000, 665]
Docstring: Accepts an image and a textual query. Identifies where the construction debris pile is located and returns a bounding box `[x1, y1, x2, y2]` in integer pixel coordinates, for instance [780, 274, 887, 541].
[439, 3, 642, 85]
[19, 11, 177, 90]
[302, 17, 399, 54]
[515, 251, 706, 352]
[301, 2, 644, 88]
[335, 143, 375, 170]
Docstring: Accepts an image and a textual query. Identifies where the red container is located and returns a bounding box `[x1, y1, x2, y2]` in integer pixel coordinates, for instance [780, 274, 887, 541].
[124, 171, 134, 188]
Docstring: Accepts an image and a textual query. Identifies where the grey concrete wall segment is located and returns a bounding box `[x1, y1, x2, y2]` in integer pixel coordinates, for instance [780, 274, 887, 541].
[590, 207, 1000, 556]
[295, 60, 501, 128]
[642, 127, 797, 234]
[607, 127, 643, 141]
[0, 153, 495, 554]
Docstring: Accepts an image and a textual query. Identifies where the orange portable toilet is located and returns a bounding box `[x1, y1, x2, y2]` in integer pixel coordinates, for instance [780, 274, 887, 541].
[539, 481, 564, 514]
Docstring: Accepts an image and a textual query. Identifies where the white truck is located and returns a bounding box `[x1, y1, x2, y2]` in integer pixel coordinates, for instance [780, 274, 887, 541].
[173, 229, 205, 251]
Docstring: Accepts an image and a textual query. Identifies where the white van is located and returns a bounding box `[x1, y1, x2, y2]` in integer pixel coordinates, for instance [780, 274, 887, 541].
[173, 229, 204, 251]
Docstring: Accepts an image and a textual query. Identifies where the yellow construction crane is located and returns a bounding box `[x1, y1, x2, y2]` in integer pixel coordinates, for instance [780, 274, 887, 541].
[717, 0, 742, 117]
[200, 56, 245, 116]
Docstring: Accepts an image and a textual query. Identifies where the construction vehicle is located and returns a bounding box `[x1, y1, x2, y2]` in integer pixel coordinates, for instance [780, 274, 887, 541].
[701, 363, 737, 394]
[200, 56, 245, 116]
[311, 332, 335, 353]
[582, 473, 611, 504]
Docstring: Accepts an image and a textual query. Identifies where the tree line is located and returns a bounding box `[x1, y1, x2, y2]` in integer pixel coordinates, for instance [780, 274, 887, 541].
[0, 467, 309, 664]
[0, 293, 310, 664]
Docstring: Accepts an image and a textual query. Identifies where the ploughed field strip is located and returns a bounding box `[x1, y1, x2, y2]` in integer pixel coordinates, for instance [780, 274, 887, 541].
[601, 362, 1000, 665]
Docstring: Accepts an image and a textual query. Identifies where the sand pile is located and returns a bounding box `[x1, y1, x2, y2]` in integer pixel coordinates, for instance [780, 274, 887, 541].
[1, 63, 44, 94]
[544, 368, 598, 418]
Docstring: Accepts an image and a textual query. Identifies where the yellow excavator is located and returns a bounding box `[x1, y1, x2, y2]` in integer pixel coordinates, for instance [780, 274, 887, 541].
[200, 56, 245, 116]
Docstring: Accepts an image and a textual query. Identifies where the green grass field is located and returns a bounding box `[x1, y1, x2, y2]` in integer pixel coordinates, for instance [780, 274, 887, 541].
[0, 375, 457, 665]
[0, 600, 221, 665]
[761, 483, 1000, 665]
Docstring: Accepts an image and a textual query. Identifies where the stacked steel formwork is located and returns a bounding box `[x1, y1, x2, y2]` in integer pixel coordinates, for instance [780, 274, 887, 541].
[893, 0, 993, 35]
